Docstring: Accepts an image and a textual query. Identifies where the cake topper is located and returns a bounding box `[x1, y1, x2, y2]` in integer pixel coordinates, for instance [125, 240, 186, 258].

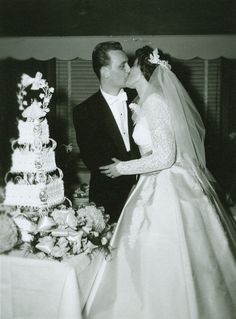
[17, 72, 55, 119]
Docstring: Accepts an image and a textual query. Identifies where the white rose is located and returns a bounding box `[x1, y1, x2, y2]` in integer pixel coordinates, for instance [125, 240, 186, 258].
[51, 246, 65, 258]
[52, 208, 72, 223]
[82, 226, 92, 233]
[37, 216, 56, 231]
[92, 231, 99, 237]
[106, 231, 113, 240]
[21, 231, 34, 243]
[101, 237, 108, 245]
[51, 209, 67, 225]
[13, 215, 37, 233]
[69, 231, 83, 254]
[57, 237, 69, 248]
[36, 236, 55, 254]
[72, 241, 82, 254]
[66, 212, 78, 229]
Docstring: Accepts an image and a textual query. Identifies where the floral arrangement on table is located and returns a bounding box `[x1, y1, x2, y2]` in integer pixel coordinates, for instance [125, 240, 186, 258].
[0, 202, 114, 261]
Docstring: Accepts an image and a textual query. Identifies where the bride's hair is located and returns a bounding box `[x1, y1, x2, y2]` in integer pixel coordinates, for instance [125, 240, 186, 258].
[135, 46, 158, 81]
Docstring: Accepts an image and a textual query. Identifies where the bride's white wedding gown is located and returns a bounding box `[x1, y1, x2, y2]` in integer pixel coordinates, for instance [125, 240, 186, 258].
[84, 94, 236, 319]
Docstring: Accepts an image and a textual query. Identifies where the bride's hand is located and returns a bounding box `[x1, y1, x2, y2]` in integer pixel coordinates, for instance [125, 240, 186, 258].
[99, 158, 121, 178]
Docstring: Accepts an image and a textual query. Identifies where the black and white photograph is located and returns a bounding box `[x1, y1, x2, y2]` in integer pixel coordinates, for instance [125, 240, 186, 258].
[0, 1, 236, 318]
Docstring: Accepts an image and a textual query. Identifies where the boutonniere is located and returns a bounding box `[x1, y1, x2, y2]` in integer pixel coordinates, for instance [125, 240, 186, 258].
[129, 103, 141, 125]
[129, 103, 140, 113]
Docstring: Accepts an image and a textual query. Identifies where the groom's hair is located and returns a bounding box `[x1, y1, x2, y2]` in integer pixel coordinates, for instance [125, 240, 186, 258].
[92, 41, 123, 80]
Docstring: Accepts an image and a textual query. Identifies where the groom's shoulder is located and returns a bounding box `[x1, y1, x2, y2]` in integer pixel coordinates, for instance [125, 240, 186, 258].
[73, 91, 100, 114]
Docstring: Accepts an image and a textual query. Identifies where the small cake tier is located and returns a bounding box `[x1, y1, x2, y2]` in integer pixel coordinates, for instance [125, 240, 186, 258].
[11, 148, 56, 173]
[4, 179, 64, 208]
[18, 119, 49, 145]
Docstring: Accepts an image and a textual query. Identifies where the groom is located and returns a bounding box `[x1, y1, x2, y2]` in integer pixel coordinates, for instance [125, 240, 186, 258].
[73, 41, 140, 222]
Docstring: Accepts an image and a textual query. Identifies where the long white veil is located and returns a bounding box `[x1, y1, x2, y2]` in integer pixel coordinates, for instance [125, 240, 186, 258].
[142, 59, 236, 250]
[144, 63, 206, 171]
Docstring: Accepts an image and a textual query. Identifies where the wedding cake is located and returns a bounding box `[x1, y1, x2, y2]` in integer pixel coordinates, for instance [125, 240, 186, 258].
[0, 72, 114, 261]
[4, 72, 64, 208]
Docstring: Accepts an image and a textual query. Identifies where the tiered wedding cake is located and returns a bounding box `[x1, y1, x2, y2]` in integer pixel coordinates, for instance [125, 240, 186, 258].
[0, 72, 113, 260]
[4, 72, 65, 208]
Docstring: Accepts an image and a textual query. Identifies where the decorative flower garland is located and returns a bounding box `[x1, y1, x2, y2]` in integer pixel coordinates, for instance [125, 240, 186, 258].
[0, 202, 114, 261]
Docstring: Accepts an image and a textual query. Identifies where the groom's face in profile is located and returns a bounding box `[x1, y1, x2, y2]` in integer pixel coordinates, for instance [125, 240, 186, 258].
[106, 50, 130, 89]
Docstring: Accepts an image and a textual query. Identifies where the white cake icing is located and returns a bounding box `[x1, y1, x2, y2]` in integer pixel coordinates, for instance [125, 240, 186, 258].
[18, 119, 49, 145]
[4, 179, 64, 208]
[11, 148, 56, 173]
[4, 72, 66, 210]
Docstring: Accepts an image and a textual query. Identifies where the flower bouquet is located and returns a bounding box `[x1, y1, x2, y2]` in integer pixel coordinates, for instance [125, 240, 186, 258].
[1, 202, 114, 261]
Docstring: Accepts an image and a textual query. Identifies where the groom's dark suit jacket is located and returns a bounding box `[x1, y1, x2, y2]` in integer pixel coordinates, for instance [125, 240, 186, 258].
[73, 89, 140, 222]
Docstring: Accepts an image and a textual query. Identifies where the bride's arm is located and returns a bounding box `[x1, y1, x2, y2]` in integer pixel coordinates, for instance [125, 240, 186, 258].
[116, 95, 176, 175]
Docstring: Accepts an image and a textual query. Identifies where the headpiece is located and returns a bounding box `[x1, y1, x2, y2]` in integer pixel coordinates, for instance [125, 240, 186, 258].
[148, 48, 171, 70]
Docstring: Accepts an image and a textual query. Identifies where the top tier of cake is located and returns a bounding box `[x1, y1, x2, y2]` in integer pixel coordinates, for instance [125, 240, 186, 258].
[11, 118, 57, 174]
[18, 118, 49, 145]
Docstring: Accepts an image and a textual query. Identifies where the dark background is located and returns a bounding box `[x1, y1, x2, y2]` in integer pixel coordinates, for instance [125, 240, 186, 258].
[0, 0, 235, 36]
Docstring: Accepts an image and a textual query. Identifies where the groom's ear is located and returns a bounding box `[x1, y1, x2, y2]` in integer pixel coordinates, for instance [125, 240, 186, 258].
[101, 66, 110, 79]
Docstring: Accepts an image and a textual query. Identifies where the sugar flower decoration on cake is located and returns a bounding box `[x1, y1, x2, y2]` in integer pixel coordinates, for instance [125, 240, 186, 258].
[21, 72, 43, 89]
[148, 48, 171, 70]
[22, 100, 46, 120]
[17, 72, 54, 116]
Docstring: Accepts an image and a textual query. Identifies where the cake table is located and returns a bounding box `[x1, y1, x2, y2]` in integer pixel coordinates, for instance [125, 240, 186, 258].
[0, 252, 102, 319]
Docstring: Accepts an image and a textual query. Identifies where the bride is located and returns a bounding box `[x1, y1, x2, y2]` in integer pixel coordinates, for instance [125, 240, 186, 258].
[83, 46, 236, 319]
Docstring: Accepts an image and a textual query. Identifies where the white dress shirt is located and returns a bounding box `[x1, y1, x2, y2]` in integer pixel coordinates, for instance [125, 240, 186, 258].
[100, 88, 130, 152]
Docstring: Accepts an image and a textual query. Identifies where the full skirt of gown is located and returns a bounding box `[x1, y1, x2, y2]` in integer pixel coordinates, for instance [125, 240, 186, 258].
[83, 164, 236, 319]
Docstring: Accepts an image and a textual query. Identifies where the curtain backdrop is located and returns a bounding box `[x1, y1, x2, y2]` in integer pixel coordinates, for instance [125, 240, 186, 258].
[0, 35, 236, 60]
[1, 35, 236, 189]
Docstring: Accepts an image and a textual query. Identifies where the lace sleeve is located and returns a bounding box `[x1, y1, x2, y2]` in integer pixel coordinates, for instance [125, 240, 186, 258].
[116, 94, 176, 175]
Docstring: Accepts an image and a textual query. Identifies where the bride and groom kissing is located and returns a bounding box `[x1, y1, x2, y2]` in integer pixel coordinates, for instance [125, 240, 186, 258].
[73, 42, 236, 318]
[73, 41, 140, 223]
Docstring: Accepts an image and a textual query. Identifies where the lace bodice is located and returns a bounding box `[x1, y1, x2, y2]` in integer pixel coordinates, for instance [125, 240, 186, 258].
[116, 94, 176, 175]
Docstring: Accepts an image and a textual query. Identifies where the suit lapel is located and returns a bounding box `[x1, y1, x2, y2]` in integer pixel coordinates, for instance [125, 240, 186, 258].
[97, 91, 128, 158]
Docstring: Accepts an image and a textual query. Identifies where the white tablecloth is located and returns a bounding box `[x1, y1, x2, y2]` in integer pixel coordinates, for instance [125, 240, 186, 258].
[0, 252, 102, 319]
